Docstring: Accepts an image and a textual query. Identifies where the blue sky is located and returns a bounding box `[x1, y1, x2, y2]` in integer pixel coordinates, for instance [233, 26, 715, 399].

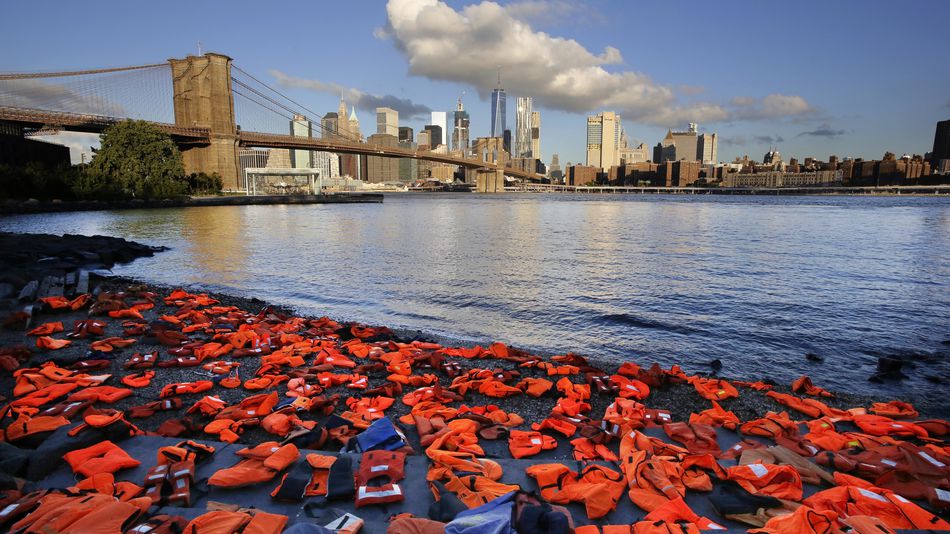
[3, 0, 949, 165]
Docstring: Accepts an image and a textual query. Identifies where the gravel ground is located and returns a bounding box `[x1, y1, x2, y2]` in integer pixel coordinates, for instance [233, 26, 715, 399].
[2, 272, 943, 460]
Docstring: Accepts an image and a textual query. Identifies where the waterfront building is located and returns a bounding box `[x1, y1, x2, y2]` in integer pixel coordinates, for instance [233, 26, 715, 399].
[656, 160, 701, 187]
[398, 126, 414, 143]
[619, 143, 650, 164]
[653, 123, 718, 164]
[722, 170, 840, 188]
[376, 107, 398, 136]
[515, 97, 533, 158]
[431, 111, 448, 147]
[586, 112, 622, 170]
[490, 81, 507, 138]
[423, 125, 443, 149]
[567, 164, 599, 186]
[452, 97, 470, 154]
[365, 133, 399, 183]
[531, 111, 541, 161]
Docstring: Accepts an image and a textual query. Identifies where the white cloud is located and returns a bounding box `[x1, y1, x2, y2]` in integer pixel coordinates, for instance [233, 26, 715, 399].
[732, 94, 814, 120]
[383, 0, 815, 127]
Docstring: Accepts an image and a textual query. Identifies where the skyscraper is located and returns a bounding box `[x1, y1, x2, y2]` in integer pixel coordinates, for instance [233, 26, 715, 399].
[653, 123, 718, 164]
[515, 97, 533, 158]
[586, 112, 622, 169]
[320, 112, 338, 140]
[530, 111, 541, 160]
[490, 74, 506, 138]
[452, 97, 470, 154]
[430, 111, 448, 147]
[423, 125, 443, 149]
[348, 108, 361, 140]
[376, 107, 398, 136]
[337, 99, 349, 138]
[933, 119, 950, 162]
[398, 126, 414, 143]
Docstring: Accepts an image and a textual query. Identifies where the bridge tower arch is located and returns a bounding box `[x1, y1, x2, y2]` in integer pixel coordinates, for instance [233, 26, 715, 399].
[168, 53, 240, 190]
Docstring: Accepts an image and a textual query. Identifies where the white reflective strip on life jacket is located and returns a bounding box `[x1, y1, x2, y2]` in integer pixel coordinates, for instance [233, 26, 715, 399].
[919, 451, 946, 468]
[357, 484, 402, 499]
[0, 503, 19, 518]
[880, 459, 897, 467]
[936, 488, 950, 503]
[530, 438, 542, 445]
[129, 525, 154, 533]
[748, 463, 769, 478]
[857, 488, 888, 502]
[370, 464, 389, 473]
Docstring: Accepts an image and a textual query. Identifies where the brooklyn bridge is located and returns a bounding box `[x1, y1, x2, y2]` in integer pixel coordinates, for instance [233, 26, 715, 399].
[0, 53, 543, 192]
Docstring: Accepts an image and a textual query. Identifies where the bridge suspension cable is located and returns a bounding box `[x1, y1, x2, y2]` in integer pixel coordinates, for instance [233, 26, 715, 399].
[230, 63, 363, 144]
[0, 63, 168, 80]
[0, 63, 174, 123]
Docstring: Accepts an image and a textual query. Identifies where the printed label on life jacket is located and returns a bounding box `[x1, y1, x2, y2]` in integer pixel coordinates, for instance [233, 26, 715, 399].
[748, 463, 769, 478]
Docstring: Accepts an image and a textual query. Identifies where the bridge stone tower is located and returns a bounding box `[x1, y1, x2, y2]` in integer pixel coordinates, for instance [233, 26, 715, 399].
[168, 53, 241, 191]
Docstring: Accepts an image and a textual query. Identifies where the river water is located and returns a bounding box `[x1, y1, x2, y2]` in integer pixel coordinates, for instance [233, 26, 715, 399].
[3, 194, 948, 407]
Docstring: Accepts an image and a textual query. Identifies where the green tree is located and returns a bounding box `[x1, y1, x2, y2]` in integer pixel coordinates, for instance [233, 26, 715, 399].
[85, 120, 187, 199]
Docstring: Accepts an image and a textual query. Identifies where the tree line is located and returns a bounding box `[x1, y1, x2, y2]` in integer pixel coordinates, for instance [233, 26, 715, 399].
[0, 120, 223, 201]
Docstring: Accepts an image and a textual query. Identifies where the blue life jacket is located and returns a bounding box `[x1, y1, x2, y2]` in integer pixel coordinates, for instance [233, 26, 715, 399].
[445, 491, 516, 534]
[346, 417, 408, 453]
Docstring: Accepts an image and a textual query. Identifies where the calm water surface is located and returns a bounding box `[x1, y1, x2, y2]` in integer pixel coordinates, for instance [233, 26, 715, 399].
[3, 194, 948, 408]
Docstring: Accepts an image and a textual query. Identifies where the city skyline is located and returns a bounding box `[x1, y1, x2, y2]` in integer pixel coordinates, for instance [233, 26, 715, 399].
[4, 0, 949, 166]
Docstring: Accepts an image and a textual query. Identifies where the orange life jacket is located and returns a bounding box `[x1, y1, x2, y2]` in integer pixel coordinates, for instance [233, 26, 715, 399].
[726, 463, 803, 501]
[508, 430, 558, 458]
[63, 440, 141, 478]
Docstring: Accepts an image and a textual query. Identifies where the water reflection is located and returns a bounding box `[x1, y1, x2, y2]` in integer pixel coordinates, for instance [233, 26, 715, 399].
[179, 206, 250, 287]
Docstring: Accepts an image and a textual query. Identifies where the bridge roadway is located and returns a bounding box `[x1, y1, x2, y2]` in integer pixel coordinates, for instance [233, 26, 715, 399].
[0, 106, 544, 181]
